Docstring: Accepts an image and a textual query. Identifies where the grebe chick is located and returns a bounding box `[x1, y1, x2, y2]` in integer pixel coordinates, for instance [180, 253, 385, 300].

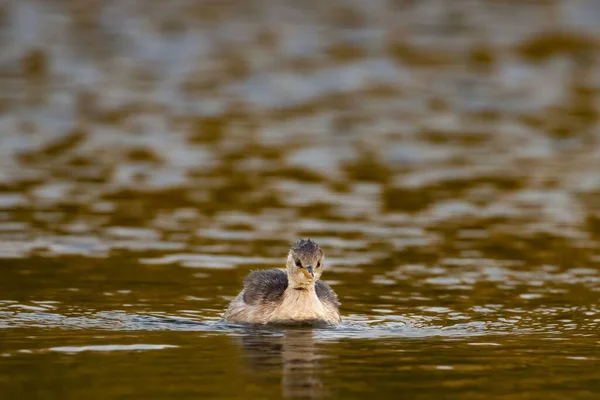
[223, 239, 340, 325]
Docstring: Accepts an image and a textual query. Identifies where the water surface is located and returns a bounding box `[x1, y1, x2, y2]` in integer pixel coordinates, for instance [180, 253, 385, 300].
[1, 0, 600, 399]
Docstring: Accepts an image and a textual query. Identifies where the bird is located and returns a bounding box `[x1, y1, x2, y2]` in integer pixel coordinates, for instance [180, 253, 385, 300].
[223, 239, 341, 325]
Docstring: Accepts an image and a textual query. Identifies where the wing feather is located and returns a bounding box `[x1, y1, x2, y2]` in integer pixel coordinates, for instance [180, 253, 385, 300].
[315, 281, 340, 309]
[242, 269, 288, 305]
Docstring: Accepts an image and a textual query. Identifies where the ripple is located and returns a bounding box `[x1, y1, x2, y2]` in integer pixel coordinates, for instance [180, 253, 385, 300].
[48, 344, 178, 353]
[0, 311, 494, 339]
[467, 342, 501, 346]
[139, 254, 281, 269]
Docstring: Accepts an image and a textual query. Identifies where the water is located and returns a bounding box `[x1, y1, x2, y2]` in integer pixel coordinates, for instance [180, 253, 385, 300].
[1, 0, 600, 398]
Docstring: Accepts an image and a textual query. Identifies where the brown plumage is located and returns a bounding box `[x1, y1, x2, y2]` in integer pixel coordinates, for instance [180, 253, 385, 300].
[223, 239, 341, 325]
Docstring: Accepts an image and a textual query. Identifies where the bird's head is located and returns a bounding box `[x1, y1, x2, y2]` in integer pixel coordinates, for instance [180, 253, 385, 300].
[286, 239, 325, 288]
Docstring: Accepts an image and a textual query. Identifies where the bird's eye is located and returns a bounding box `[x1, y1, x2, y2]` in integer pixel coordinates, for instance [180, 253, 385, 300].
[316, 261, 321, 268]
[295, 259, 302, 267]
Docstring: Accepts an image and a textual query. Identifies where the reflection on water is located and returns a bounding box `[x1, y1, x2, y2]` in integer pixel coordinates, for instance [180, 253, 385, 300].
[236, 329, 322, 399]
[2, 0, 600, 398]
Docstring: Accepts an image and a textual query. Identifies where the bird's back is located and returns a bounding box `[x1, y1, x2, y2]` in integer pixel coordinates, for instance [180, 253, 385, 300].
[242, 269, 288, 305]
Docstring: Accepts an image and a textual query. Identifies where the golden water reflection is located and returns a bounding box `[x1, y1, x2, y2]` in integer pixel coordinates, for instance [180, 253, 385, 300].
[236, 328, 323, 399]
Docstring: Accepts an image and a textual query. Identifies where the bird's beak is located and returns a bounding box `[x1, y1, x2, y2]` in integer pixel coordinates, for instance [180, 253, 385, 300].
[302, 266, 315, 279]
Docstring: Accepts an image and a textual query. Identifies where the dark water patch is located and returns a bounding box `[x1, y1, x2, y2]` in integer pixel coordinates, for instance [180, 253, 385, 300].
[467, 45, 497, 73]
[421, 129, 491, 146]
[383, 185, 436, 212]
[125, 147, 163, 164]
[516, 31, 599, 63]
[344, 150, 393, 183]
[388, 39, 457, 68]
[18, 129, 87, 163]
[266, 167, 327, 183]
[189, 116, 227, 144]
[383, 174, 523, 212]
[20, 48, 49, 82]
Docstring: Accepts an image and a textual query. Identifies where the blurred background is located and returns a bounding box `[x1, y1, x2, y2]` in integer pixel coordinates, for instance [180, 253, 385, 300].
[1, 0, 600, 399]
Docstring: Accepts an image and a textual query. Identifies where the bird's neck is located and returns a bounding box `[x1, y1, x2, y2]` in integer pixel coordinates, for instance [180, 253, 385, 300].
[287, 273, 316, 292]
[277, 283, 327, 322]
[291, 284, 315, 292]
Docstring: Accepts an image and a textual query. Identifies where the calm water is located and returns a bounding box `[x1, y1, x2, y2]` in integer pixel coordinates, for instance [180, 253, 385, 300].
[2, 0, 600, 399]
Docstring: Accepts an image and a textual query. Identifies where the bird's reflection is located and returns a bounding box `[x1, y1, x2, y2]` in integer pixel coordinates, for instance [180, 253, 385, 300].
[235, 327, 323, 399]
